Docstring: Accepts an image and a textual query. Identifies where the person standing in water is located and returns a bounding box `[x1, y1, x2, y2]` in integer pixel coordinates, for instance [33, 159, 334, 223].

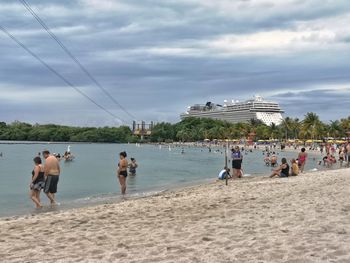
[346, 143, 350, 167]
[231, 146, 243, 178]
[129, 157, 138, 176]
[30, 156, 45, 208]
[117, 151, 128, 195]
[42, 150, 60, 205]
[298, 147, 308, 173]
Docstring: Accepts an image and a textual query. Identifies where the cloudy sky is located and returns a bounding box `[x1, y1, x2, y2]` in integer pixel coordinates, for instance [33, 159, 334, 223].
[1, 0, 349, 127]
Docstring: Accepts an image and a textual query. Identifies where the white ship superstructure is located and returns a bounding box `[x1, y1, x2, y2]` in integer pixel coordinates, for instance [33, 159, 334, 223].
[180, 95, 284, 125]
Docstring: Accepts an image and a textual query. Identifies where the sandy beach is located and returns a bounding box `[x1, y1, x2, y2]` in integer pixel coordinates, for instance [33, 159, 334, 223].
[1, 168, 349, 263]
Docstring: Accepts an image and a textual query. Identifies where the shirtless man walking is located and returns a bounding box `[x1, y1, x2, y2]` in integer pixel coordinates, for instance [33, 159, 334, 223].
[42, 150, 60, 205]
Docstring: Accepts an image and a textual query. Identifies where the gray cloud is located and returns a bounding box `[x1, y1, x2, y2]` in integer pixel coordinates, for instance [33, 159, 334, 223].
[0, 0, 350, 126]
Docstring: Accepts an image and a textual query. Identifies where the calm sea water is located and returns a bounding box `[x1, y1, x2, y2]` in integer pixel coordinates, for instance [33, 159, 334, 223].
[0, 142, 322, 217]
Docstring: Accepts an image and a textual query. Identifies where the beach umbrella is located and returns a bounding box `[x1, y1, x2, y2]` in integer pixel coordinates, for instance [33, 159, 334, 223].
[336, 140, 346, 144]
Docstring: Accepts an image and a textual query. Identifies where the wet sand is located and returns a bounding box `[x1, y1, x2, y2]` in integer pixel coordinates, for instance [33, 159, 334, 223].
[0, 168, 349, 262]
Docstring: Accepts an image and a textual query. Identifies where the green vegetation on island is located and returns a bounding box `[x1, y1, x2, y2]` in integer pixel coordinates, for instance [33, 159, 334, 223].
[0, 113, 349, 143]
[0, 121, 135, 143]
[151, 113, 350, 142]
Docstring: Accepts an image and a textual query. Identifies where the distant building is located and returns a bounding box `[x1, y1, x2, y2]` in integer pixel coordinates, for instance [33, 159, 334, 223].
[132, 121, 154, 137]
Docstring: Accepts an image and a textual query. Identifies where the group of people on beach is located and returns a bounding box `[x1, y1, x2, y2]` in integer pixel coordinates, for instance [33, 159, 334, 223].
[218, 146, 243, 180]
[30, 150, 60, 208]
[29, 149, 138, 207]
[218, 141, 350, 180]
[269, 147, 308, 178]
[320, 143, 350, 168]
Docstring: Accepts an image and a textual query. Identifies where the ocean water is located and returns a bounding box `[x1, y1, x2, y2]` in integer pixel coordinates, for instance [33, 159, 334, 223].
[0, 142, 322, 217]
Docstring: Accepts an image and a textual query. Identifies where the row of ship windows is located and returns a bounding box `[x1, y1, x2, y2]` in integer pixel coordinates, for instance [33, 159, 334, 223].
[227, 105, 279, 110]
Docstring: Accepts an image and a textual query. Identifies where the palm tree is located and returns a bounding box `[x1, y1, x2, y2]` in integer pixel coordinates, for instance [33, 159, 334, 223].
[340, 117, 350, 137]
[328, 120, 342, 138]
[249, 118, 263, 128]
[269, 123, 280, 139]
[301, 112, 323, 139]
[279, 117, 294, 140]
[291, 118, 301, 139]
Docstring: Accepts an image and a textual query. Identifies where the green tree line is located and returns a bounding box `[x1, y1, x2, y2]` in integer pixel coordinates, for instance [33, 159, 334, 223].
[0, 113, 349, 143]
[150, 113, 350, 142]
[0, 121, 136, 143]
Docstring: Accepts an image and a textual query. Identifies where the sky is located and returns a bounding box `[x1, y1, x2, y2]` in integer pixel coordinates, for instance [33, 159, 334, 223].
[0, 0, 349, 127]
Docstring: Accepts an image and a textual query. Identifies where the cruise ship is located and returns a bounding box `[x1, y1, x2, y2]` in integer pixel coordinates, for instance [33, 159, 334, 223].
[180, 95, 284, 126]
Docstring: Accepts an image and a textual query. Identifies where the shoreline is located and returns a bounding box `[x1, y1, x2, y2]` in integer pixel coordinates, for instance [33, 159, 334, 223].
[1, 162, 345, 220]
[1, 168, 349, 262]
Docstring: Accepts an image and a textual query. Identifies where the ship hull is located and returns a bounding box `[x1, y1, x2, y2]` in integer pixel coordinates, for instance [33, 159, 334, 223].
[180, 109, 283, 126]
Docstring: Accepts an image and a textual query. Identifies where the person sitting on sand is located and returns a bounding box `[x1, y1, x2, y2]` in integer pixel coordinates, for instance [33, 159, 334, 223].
[290, 158, 299, 176]
[117, 151, 128, 195]
[129, 157, 138, 176]
[270, 158, 289, 178]
[30, 156, 45, 208]
[218, 167, 231, 180]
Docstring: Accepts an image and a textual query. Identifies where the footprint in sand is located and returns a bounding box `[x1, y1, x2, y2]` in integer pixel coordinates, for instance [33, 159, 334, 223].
[110, 252, 127, 258]
[90, 249, 104, 255]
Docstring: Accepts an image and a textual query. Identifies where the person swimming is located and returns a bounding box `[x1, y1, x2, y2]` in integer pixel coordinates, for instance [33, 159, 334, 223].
[129, 158, 138, 176]
[270, 154, 277, 167]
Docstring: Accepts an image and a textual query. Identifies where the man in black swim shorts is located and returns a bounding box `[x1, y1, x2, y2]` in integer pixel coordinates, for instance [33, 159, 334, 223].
[42, 150, 60, 205]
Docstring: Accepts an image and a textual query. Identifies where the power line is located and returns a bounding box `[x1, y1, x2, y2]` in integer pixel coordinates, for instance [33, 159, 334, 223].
[19, 0, 137, 121]
[0, 24, 125, 124]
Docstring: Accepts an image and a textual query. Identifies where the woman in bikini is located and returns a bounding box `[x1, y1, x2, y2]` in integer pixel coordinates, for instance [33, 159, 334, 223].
[298, 147, 308, 173]
[30, 156, 45, 208]
[117, 151, 128, 195]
